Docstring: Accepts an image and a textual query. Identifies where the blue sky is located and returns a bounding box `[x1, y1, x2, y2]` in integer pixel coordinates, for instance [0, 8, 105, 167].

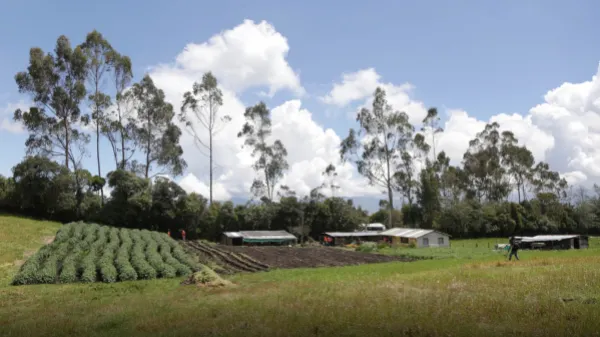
[1, 0, 600, 209]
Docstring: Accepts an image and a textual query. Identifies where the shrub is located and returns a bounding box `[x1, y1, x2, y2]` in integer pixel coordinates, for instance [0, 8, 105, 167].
[80, 226, 108, 283]
[356, 242, 377, 253]
[33, 240, 70, 284]
[160, 242, 192, 276]
[151, 231, 201, 272]
[129, 230, 157, 280]
[150, 232, 192, 276]
[81, 223, 99, 247]
[59, 238, 84, 283]
[71, 222, 85, 241]
[115, 228, 137, 281]
[98, 228, 120, 283]
[141, 231, 176, 278]
[12, 245, 53, 285]
[171, 244, 202, 272]
[54, 222, 76, 243]
[408, 241, 417, 248]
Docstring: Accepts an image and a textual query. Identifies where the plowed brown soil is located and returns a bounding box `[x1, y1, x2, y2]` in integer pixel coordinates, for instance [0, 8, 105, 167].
[219, 245, 415, 269]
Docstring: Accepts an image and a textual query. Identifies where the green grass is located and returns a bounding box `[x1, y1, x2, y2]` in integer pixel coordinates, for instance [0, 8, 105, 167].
[378, 237, 600, 260]
[2, 214, 600, 336]
[0, 214, 61, 286]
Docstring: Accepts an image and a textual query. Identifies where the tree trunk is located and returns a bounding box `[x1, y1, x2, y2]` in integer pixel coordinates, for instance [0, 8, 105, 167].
[264, 170, 271, 201]
[209, 132, 213, 204]
[97, 120, 104, 205]
[385, 149, 394, 228]
[120, 109, 126, 170]
[300, 212, 305, 247]
[64, 118, 70, 169]
[431, 131, 436, 162]
[145, 117, 151, 179]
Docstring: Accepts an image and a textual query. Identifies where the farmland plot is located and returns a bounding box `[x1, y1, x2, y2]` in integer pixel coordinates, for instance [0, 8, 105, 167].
[182, 241, 270, 274]
[12, 222, 203, 285]
[184, 241, 417, 274]
[219, 245, 417, 269]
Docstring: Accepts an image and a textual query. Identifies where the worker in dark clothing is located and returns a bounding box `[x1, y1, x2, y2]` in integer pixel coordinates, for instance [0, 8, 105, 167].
[509, 236, 520, 261]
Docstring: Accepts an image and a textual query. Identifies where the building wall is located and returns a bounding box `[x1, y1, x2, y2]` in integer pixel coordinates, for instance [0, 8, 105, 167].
[579, 237, 589, 249]
[417, 232, 450, 248]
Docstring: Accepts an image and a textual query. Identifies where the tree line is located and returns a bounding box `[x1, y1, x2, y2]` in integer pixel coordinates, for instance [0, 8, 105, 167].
[2, 31, 600, 240]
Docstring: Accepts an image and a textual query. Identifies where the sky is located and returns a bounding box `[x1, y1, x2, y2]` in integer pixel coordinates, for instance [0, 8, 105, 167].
[2, 0, 600, 211]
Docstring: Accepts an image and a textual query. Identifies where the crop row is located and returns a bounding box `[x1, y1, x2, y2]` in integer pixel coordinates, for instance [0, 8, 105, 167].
[13, 222, 205, 285]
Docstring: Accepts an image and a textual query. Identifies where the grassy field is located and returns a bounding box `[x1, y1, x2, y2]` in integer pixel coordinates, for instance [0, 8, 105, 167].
[2, 215, 600, 336]
[379, 237, 600, 260]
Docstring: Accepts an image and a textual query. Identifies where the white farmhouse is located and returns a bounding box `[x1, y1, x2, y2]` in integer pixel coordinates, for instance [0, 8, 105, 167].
[380, 228, 450, 248]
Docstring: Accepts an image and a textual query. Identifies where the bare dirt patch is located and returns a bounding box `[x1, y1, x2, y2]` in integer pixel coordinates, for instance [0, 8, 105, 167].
[182, 241, 415, 273]
[219, 245, 415, 269]
[41, 236, 55, 245]
[13, 250, 37, 267]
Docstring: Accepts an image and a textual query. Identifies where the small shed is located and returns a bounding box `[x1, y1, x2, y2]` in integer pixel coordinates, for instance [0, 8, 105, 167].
[380, 228, 451, 248]
[515, 234, 588, 250]
[221, 230, 297, 246]
[321, 231, 382, 246]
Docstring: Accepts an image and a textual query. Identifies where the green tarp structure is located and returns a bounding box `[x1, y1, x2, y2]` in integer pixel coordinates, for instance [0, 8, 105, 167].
[242, 238, 296, 243]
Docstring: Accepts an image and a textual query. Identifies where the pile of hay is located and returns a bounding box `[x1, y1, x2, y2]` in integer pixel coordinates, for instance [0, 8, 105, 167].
[181, 265, 232, 287]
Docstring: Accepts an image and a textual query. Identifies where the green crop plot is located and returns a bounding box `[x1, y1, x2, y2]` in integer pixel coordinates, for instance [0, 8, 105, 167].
[12, 222, 202, 285]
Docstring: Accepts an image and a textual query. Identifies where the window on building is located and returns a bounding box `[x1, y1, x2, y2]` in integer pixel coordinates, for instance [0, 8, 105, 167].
[423, 238, 429, 246]
[401, 237, 409, 244]
[438, 237, 444, 245]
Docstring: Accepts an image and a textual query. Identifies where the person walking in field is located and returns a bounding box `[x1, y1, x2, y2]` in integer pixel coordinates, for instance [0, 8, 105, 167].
[509, 236, 520, 261]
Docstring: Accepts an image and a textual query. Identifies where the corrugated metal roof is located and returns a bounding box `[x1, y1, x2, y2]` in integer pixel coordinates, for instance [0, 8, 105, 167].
[380, 228, 442, 238]
[226, 230, 297, 240]
[323, 231, 382, 237]
[519, 235, 579, 242]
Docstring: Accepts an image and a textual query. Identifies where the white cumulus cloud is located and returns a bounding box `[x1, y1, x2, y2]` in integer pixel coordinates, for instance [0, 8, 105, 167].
[321, 68, 428, 126]
[322, 64, 600, 191]
[149, 20, 376, 201]
[154, 19, 304, 98]
[0, 101, 27, 134]
[148, 18, 600, 204]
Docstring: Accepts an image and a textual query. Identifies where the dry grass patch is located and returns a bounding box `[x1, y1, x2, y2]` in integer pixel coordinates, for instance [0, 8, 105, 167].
[181, 266, 233, 288]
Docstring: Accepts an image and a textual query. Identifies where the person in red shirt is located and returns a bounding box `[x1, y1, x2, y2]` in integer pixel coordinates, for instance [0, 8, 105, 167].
[167, 229, 171, 237]
[181, 229, 186, 241]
